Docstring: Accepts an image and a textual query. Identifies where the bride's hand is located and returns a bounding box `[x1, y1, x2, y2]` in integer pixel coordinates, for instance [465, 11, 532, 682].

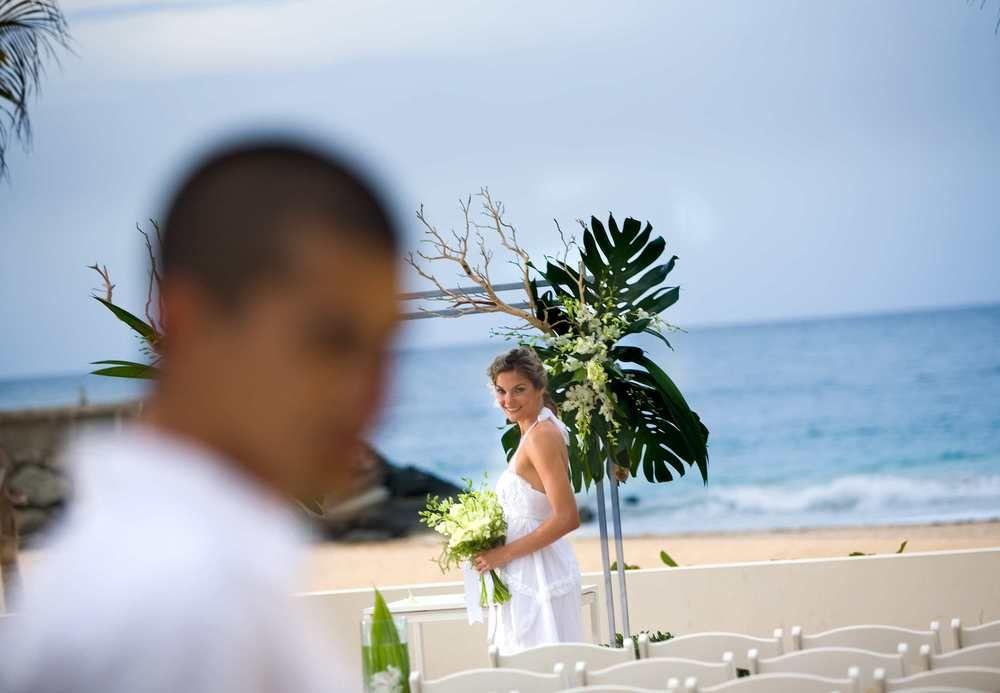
[473, 546, 509, 574]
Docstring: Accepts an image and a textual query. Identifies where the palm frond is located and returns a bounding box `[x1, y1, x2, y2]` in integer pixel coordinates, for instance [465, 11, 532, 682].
[0, 0, 71, 179]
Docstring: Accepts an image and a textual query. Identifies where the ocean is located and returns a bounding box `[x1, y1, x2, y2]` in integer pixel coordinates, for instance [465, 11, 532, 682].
[2, 304, 999, 536]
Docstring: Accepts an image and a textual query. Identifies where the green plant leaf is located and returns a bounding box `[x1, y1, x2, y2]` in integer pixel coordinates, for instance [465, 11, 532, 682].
[90, 362, 157, 379]
[637, 286, 680, 314]
[616, 348, 709, 482]
[619, 216, 643, 245]
[642, 328, 673, 350]
[364, 588, 410, 691]
[93, 296, 157, 342]
[659, 550, 678, 567]
[501, 423, 520, 461]
[609, 561, 639, 571]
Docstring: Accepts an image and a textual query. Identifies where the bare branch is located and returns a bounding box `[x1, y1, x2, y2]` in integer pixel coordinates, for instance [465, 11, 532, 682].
[474, 187, 541, 322]
[407, 193, 554, 334]
[137, 221, 164, 340]
[553, 218, 577, 265]
[88, 263, 114, 302]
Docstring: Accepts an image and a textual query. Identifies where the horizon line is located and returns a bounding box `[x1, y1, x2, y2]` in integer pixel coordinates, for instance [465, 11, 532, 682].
[2, 298, 997, 383]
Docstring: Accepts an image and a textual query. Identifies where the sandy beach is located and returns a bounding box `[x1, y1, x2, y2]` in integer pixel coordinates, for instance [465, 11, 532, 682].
[14, 520, 999, 595]
[300, 520, 1000, 592]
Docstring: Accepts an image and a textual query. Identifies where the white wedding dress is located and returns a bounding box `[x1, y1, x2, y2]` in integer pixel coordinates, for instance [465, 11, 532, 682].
[491, 407, 582, 654]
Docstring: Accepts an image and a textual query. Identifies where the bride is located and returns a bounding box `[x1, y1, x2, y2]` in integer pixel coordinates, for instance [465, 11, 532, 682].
[472, 346, 583, 653]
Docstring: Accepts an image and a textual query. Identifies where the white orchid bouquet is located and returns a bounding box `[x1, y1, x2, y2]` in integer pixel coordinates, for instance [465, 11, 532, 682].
[523, 295, 672, 453]
[418, 478, 512, 606]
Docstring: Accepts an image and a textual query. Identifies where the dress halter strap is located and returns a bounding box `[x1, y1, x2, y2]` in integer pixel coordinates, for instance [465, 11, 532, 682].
[523, 407, 571, 445]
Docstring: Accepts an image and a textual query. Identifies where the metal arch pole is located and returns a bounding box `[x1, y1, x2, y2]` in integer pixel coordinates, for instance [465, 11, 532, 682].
[606, 457, 631, 638]
[593, 475, 616, 646]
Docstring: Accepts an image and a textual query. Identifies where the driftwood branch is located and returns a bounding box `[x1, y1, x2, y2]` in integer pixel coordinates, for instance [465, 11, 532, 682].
[88, 263, 115, 302]
[137, 221, 166, 341]
[407, 189, 554, 334]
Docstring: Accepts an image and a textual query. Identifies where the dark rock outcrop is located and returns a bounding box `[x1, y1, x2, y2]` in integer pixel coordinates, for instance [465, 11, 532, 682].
[313, 449, 462, 542]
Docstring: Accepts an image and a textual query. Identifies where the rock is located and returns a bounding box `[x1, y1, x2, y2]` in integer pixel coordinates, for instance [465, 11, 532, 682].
[8, 463, 70, 508]
[624, 494, 640, 507]
[14, 507, 57, 540]
[385, 464, 463, 499]
[313, 448, 462, 542]
[578, 505, 595, 524]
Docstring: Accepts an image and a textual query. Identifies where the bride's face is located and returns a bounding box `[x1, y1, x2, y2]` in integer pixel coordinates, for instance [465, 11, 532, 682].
[493, 370, 542, 420]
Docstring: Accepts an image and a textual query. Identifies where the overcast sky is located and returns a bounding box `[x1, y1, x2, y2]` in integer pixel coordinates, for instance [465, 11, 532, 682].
[1, 0, 998, 379]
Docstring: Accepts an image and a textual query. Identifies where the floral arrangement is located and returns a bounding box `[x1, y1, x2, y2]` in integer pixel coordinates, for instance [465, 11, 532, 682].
[408, 190, 709, 492]
[522, 294, 671, 453]
[418, 478, 512, 606]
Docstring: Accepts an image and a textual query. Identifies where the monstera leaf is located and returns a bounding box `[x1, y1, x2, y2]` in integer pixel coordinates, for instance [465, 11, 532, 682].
[510, 213, 709, 491]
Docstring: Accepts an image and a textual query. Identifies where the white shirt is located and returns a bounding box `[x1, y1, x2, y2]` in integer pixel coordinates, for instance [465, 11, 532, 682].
[0, 425, 347, 693]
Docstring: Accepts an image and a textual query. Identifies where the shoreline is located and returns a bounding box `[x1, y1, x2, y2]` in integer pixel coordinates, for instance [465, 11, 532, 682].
[299, 518, 1000, 592]
[16, 519, 1000, 594]
[590, 515, 1000, 539]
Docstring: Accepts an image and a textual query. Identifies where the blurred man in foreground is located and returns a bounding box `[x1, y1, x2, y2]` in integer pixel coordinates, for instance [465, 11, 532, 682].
[0, 139, 401, 692]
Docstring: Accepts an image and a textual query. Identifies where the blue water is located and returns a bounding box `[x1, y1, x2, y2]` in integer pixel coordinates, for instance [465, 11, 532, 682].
[3, 304, 999, 535]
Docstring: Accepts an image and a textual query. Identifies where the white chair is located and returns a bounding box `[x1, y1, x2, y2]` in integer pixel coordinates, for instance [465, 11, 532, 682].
[409, 663, 566, 693]
[559, 687, 657, 693]
[488, 638, 642, 674]
[920, 640, 1000, 669]
[791, 623, 940, 671]
[749, 645, 907, 689]
[643, 630, 784, 672]
[888, 689, 989, 693]
[874, 665, 1000, 692]
[887, 689, 988, 693]
[693, 668, 861, 693]
[578, 653, 737, 688]
[951, 617, 1000, 649]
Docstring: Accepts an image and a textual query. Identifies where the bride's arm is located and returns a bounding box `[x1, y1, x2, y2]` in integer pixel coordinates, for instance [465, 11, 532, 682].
[473, 425, 579, 572]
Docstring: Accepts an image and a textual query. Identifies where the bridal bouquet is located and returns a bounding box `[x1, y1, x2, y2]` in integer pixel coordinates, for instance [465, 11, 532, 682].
[418, 478, 512, 606]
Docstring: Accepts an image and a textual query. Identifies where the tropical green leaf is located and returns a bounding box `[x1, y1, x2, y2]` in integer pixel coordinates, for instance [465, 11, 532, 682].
[90, 363, 157, 379]
[620, 263, 672, 304]
[622, 238, 667, 278]
[642, 328, 673, 350]
[637, 286, 680, 314]
[90, 359, 151, 367]
[589, 216, 615, 259]
[660, 550, 678, 567]
[501, 422, 520, 461]
[609, 561, 640, 571]
[621, 317, 653, 337]
[619, 216, 643, 245]
[616, 347, 709, 482]
[363, 588, 410, 692]
[545, 214, 672, 313]
[93, 296, 157, 342]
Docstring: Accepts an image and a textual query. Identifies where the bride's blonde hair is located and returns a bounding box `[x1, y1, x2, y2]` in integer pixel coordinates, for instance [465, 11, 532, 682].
[487, 346, 558, 414]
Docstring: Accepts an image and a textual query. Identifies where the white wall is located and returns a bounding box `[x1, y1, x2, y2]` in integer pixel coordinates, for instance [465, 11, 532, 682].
[299, 548, 1000, 690]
